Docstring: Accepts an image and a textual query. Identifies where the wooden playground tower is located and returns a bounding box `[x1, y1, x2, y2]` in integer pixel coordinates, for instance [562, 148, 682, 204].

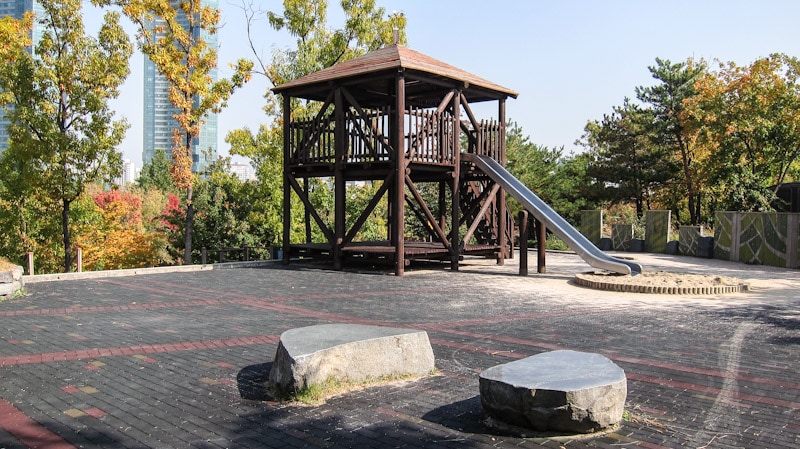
[273, 44, 519, 276]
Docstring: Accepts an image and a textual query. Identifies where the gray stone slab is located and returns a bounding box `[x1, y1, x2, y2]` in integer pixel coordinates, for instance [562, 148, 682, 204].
[269, 324, 435, 394]
[479, 350, 626, 434]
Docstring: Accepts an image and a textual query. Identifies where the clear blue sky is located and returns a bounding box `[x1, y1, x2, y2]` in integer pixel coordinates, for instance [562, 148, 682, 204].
[86, 0, 800, 168]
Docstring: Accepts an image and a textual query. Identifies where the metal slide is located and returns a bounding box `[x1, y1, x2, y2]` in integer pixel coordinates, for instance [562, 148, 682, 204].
[464, 154, 643, 275]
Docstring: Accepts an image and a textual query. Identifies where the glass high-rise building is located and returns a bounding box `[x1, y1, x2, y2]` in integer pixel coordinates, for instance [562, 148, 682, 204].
[0, 0, 45, 154]
[142, 0, 218, 174]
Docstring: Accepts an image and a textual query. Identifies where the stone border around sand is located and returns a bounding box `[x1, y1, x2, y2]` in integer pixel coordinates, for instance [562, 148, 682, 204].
[574, 273, 750, 295]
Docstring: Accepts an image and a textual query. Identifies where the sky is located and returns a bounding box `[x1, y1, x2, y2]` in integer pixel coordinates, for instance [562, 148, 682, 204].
[85, 0, 800, 168]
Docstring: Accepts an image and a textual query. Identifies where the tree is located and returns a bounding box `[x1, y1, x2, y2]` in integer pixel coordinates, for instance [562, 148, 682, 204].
[581, 99, 679, 218]
[683, 54, 800, 211]
[137, 148, 175, 192]
[504, 121, 599, 225]
[229, 0, 406, 248]
[225, 126, 286, 246]
[636, 58, 707, 224]
[96, 0, 253, 264]
[0, 0, 132, 272]
[73, 186, 169, 270]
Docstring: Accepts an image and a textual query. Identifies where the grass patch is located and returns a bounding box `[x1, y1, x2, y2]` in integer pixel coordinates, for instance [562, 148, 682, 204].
[276, 371, 437, 406]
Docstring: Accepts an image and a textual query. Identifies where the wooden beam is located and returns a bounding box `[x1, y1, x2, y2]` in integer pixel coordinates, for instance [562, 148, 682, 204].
[334, 88, 346, 270]
[406, 174, 452, 250]
[343, 172, 394, 246]
[436, 90, 455, 114]
[459, 92, 481, 132]
[498, 98, 508, 263]
[519, 210, 529, 276]
[451, 91, 461, 270]
[394, 70, 406, 276]
[294, 90, 335, 163]
[288, 176, 334, 243]
[282, 94, 292, 264]
[462, 183, 500, 249]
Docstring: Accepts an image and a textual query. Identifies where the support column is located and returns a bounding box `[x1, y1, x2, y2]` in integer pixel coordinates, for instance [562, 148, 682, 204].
[393, 71, 406, 275]
[450, 90, 461, 271]
[537, 218, 546, 274]
[282, 94, 291, 265]
[519, 211, 528, 276]
[497, 98, 507, 265]
[334, 88, 346, 270]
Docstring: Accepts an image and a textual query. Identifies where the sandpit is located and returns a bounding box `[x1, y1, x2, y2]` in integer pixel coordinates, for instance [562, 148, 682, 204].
[574, 270, 749, 295]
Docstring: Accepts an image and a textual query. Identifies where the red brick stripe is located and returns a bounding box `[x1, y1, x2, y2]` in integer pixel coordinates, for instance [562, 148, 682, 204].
[0, 398, 76, 448]
[627, 372, 800, 409]
[0, 335, 279, 367]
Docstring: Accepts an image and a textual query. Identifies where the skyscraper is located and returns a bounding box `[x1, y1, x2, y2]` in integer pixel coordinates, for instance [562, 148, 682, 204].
[0, 0, 45, 154]
[142, 0, 219, 174]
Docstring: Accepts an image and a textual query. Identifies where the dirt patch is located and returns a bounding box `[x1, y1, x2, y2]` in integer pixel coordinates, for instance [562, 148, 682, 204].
[574, 270, 749, 295]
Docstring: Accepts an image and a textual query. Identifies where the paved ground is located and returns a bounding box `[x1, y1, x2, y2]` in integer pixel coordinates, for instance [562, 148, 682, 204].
[0, 251, 798, 449]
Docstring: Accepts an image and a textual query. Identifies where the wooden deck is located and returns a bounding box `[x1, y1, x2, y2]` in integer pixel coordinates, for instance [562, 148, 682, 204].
[289, 241, 501, 265]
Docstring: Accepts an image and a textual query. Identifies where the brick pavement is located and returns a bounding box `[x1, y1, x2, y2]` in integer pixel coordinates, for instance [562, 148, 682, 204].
[0, 252, 798, 448]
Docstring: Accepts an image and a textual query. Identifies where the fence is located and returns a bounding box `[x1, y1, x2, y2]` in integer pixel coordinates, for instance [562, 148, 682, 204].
[21, 245, 276, 275]
[580, 209, 800, 269]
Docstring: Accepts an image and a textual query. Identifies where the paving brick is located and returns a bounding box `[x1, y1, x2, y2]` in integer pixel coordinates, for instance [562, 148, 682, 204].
[1, 254, 799, 447]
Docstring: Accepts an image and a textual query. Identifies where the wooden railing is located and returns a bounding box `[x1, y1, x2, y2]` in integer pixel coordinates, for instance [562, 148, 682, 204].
[406, 107, 456, 164]
[288, 107, 502, 166]
[474, 119, 503, 162]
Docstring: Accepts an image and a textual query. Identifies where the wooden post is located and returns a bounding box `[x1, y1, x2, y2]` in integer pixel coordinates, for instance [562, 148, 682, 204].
[438, 181, 447, 233]
[334, 87, 346, 271]
[519, 211, 529, 276]
[537, 218, 546, 274]
[201, 247, 207, 265]
[393, 70, 406, 276]
[26, 251, 34, 275]
[304, 178, 312, 244]
[282, 94, 292, 265]
[76, 247, 82, 273]
[243, 245, 250, 262]
[497, 98, 507, 265]
[451, 90, 461, 271]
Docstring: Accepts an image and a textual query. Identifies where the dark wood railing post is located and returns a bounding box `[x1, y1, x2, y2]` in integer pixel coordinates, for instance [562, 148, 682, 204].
[519, 211, 529, 276]
[537, 219, 546, 274]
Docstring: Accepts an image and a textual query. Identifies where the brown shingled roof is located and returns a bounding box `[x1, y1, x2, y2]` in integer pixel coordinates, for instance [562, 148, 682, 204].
[272, 45, 518, 104]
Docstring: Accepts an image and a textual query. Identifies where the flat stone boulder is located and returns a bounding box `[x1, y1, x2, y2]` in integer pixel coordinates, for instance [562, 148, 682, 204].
[269, 324, 435, 394]
[479, 350, 626, 434]
[0, 264, 24, 298]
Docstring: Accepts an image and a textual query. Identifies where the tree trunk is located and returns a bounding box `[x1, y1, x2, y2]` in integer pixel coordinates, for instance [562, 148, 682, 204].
[183, 185, 194, 264]
[62, 199, 72, 273]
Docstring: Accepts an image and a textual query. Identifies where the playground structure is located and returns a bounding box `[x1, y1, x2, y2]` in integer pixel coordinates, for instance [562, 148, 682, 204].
[273, 44, 639, 276]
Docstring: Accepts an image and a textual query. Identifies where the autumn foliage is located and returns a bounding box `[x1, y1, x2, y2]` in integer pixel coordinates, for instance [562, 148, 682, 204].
[74, 189, 169, 271]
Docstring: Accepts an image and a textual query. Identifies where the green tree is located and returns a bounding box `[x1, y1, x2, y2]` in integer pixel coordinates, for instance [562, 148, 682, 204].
[505, 121, 563, 215]
[97, 0, 253, 264]
[504, 121, 598, 225]
[137, 148, 175, 192]
[580, 99, 679, 218]
[0, 0, 132, 272]
[636, 58, 706, 224]
[230, 0, 406, 248]
[683, 54, 800, 212]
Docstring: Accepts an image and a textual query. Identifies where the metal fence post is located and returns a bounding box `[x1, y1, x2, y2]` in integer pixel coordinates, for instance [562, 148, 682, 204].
[201, 247, 207, 266]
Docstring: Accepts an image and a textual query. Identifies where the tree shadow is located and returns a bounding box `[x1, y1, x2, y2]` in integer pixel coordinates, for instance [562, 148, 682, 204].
[237, 362, 274, 401]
